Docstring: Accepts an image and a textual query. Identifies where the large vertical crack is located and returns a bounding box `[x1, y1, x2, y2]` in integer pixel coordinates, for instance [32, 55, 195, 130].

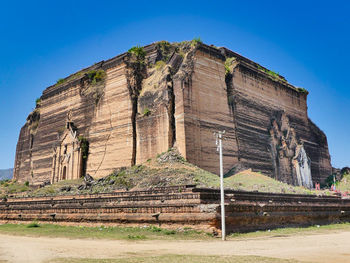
[225, 66, 241, 161]
[167, 75, 176, 148]
[130, 95, 138, 166]
[125, 48, 147, 166]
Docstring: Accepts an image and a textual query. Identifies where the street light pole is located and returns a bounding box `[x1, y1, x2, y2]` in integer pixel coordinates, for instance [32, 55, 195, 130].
[215, 130, 226, 241]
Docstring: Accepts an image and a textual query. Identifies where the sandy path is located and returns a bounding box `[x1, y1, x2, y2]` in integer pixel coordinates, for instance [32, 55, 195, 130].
[0, 231, 350, 263]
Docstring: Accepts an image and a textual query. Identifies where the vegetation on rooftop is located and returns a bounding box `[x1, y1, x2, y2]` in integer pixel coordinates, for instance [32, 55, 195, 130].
[128, 46, 146, 62]
[80, 69, 106, 105]
[225, 57, 236, 75]
[297, 87, 308, 94]
[56, 78, 65, 85]
[86, 69, 106, 85]
[191, 37, 203, 47]
[257, 65, 287, 83]
[156, 41, 173, 62]
[35, 98, 41, 107]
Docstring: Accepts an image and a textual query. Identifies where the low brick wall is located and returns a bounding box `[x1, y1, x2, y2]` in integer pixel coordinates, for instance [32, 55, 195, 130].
[1, 186, 350, 233]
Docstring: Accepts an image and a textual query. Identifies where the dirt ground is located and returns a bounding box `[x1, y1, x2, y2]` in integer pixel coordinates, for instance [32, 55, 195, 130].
[0, 231, 350, 263]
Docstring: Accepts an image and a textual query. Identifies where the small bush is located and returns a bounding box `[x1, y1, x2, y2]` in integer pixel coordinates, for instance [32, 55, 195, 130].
[150, 226, 162, 232]
[56, 78, 65, 85]
[324, 174, 336, 188]
[78, 136, 89, 160]
[143, 108, 151, 116]
[225, 57, 236, 74]
[127, 234, 146, 240]
[297, 87, 308, 94]
[35, 98, 41, 107]
[24, 181, 29, 186]
[27, 221, 40, 228]
[163, 229, 176, 235]
[156, 41, 173, 62]
[128, 46, 146, 60]
[191, 37, 202, 47]
[86, 69, 106, 85]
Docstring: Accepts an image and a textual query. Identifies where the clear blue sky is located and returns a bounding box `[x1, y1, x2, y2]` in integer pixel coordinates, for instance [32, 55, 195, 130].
[0, 0, 349, 169]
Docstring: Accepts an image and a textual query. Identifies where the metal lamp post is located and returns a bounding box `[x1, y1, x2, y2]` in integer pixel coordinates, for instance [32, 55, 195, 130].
[215, 130, 226, 241]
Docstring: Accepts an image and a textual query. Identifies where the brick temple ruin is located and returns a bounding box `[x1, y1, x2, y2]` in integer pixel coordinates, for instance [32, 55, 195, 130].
[13, 41, 332, 187]
[1, 185, 350, 233]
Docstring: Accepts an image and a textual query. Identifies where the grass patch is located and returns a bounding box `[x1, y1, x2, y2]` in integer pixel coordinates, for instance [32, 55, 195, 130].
[56, 78, 65, 85]
[0, 224, 212, 241]
[26, 221, 40, 228]
[0, 180, 31, 198]
[1, 223, 350, 243]
[127, 234, 146, 240]
[128, 46, 146, 61]
[7, 149, 330, 197]
[297, 87, 308, 94]
[228, 222, 350, 239]
[143, 107, 151, 116]
[49, 254, 299, 263]
[257, 65, 287, 83]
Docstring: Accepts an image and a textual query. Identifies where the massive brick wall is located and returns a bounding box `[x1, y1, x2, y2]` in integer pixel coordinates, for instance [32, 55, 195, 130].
[14, 57, 135, 184]
[1, 187, 349, 233]
[14, 42, 332, 186]
[223, 49, 332, 183]
[174, 48, 238, 174]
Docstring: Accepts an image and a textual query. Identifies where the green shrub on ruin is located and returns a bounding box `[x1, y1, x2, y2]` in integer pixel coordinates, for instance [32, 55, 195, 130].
[35, 98, 41, 107]
[225, 57, 236, 75]
[297, 87, 308, 94]
[257, 65, 287, 83]
[78, 136, 89, 160]
[128, 45, 146, 61]
[82, 69, 106, 105]
[86, 69, 106, 85]
[191, 37, 202, 47]
[56, 78, 65, 85]
[156, 41, 173, 62]
[143, 107, 151, 116]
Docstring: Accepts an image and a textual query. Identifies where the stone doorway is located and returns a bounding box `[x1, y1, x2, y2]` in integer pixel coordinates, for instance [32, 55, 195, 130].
[51, 122, 85, 183]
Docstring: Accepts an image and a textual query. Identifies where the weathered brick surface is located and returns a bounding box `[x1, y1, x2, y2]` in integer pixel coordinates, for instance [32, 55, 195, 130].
[14, 42, 332, 186]
[1, 187, 350, 233]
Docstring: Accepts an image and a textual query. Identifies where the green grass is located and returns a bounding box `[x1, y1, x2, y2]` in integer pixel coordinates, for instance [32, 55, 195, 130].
[191, 168, 320, 195]
[48, 254, 299, 263]
[1, 150, 331, 197]
[0, 224, 209, 241]
[28, 179, 83, 197]
[0, 180, 31, 197]
[257, 65, 287, 83]
[229, 222, 350, 239]
[0, 222, 350, 242]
